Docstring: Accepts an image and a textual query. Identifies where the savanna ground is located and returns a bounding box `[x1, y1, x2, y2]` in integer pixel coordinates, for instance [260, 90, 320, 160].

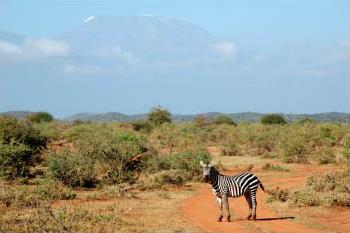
[0, 110, 349, 233]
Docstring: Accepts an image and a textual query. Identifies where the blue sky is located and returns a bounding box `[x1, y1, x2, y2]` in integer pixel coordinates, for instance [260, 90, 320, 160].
[0, 0, 349, 117]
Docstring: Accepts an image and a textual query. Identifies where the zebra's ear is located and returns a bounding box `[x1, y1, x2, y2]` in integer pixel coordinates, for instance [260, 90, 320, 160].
[200, 160, 206, 167]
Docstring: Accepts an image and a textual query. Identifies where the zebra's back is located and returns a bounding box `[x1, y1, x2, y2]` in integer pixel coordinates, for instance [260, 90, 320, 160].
[220, 172, 260, 197]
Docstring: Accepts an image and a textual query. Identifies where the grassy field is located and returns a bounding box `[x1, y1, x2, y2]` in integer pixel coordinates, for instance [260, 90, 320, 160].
[0, 112, 349, 232]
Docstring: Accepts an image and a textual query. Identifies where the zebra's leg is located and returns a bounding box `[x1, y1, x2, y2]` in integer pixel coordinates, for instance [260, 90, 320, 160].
[244, 192, 253, 220]
[216, 197, 223, 222]
[250, 190, 257, 220]
[222, 195, 231, 222]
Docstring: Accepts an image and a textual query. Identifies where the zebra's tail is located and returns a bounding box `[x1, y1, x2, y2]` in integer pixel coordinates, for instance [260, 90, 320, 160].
[259, 181, 265, 192]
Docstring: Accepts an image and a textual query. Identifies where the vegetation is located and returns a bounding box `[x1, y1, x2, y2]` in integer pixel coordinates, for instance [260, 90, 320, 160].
[0, 111, 349, 232]
[0, 116, 46, 178]
[26, 112, 54, 123]
[267, 171, 350, 207]
[214, 115, 236, 126]
[147, 106, 172, 127]
[261, 114, 287, 125]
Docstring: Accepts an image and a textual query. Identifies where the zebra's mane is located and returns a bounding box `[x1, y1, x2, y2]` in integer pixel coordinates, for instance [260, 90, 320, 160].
[210, 166, 220, 175]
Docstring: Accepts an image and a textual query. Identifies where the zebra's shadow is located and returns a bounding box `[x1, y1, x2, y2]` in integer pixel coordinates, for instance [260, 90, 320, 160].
[236, 216, 295, 221]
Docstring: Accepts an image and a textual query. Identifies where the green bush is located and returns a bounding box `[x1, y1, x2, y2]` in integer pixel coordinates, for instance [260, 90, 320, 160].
[0, 116, 45, 151]
[147, 106, 172, 127]
[145, 148, 212, 182]
[0, 182, 76, 208]
[275, 172, 350, 207]
[266, 187, 290, 203]
[281, 138, 308, 163]
[131, 120, 152, 133]
[0, 141, 34, 178]
[27, 112, 54, 123]
[146, 169, 186, 189]
[317, 148, 336, 165]
[48, 150, 97, 188]
[0, 116, 46, 178]
[214, 115, 236, 126]
[261, 114, 286, 125]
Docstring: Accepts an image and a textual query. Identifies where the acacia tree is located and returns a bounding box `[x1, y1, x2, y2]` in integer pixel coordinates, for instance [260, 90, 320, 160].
[147, 106, 172, 127]
[27, 112, 54, 123]
[261, 114, 286, 125]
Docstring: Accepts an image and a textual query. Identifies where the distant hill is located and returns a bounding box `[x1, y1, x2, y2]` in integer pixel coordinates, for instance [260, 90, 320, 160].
[2, 111, 349, 123]
[63, 111, 350, 124]
[1, 111, 35, 119]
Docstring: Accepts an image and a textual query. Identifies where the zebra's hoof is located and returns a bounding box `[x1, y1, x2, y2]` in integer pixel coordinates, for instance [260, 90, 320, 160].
[252, 215, 256, 220]
[227, 216, 231, 222]
[246, 214, 252, 220]
[217, 216, 223, 222]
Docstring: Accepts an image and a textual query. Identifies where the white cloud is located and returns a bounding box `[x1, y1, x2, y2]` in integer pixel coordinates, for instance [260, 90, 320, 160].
[83, 16, 95, 23]
[24, 38, 70, 57]
[212, 41, 237, 57]
[0, 38, 70, 64]
[0, 41, 22, 55]
[94, 46, 139, 64]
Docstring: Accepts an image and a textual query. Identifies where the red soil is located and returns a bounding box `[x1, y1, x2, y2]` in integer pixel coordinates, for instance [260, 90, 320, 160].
[182, 163, 350, 233]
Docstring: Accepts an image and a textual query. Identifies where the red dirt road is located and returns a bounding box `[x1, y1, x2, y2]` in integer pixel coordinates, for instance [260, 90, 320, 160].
[182, 163, 350, 233]
[183, 184, 317, 233]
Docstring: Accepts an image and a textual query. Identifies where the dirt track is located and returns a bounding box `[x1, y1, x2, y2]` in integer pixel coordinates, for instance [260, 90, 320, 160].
[182, 162, 350, 233]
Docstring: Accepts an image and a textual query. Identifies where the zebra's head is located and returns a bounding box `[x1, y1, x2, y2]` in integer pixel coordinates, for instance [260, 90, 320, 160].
[200, 160, 216, 183]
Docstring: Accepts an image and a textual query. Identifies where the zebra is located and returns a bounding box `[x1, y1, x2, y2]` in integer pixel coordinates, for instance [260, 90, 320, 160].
[200, 161, 265, 222]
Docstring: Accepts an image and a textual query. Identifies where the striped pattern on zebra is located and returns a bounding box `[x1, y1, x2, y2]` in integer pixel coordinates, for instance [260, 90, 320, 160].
[200, 161, 265, 222]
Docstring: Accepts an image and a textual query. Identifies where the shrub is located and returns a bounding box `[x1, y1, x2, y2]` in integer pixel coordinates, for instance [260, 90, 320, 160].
[193, 115, 208, 127]
[289, 188, 321, 207]
[281, 138, 308, 163]
[27, 112, 54, 123]
[0, 182, 76, 208]
[221, 142, 240, 156]
[0, 116, 45, 151]
[266, 187, 290, 203]
[0, 116, 46, 178]
[131, 120, 152, 133]
[48, 150, 97, 188]
[0, 141, 34, 178]
[145, 148, 212, 182]
[286, 172, 350, 207]
[214, 115, 236, 126]
[317, 148, 336, 165]
[146, 169, 186, 189]
[342, 136, 350, 160]
[147, 106, 172, 127]
[297, 118, 316, 124]
[261, 114, 286, 125]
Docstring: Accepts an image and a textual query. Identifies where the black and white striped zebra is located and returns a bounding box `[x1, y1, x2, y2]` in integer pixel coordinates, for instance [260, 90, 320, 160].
[200, 161, 265, 222]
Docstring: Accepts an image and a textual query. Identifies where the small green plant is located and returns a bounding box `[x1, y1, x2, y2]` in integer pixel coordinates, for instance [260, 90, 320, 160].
[261, 114, 286, 125]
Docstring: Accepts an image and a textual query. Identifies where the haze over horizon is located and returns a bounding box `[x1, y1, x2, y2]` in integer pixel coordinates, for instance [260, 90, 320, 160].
[0, 1, 349, 118]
